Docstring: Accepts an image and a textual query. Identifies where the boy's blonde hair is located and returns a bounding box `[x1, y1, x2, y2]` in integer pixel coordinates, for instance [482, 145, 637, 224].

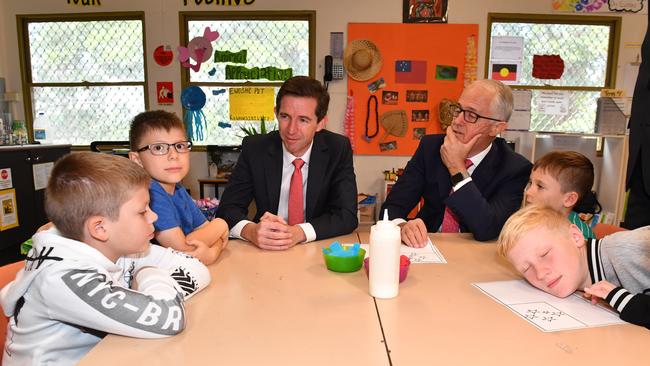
[129, 110, 186, 151]
[45, 152, 150, 241]
[532, 151, 594, 200]
[497, 205, 572, 258]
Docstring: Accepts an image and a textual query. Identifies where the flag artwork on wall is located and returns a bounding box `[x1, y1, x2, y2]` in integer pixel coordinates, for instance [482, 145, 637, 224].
[491, 64, 517, 81]
[395, 60, 427, 84]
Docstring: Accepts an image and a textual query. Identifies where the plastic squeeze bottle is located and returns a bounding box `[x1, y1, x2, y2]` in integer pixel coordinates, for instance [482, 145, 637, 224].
[369, 209, 401, 298]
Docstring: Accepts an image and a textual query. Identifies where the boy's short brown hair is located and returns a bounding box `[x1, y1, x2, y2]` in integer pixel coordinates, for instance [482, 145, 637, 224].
[497, 205, 571, 258]
[129, 110, 186, 151]
[532, 151, 594, 200]
[275, 76, 330, 121]
[45, 152, 150, 241]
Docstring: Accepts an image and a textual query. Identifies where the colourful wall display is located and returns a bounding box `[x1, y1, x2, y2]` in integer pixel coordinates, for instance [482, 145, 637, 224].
[348, 23, 478, 156]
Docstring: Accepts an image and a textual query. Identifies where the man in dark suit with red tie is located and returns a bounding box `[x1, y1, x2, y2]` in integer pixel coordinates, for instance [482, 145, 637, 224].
[625, 10, 650, 229]
[381, 79, 531, 245]
[218, 76, 358, 250]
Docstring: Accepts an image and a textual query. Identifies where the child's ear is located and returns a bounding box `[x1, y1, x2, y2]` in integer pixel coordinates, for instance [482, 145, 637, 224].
[562, 191, 579, 208]
[568, 224, 586, 247]
[128, 151, 143, 167]
[85, 216, 110, 242]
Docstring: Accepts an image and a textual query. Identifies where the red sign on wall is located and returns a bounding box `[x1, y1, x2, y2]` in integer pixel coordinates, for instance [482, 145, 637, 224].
[156, 82, 174, 105]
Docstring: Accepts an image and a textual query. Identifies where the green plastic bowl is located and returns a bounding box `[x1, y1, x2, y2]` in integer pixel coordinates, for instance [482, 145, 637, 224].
[323, 247, 366, 273]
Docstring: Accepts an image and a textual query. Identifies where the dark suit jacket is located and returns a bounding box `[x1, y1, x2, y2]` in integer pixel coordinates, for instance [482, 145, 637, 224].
[627, 10, 650, 192]
[380, 135, 531, 241]
[217, 130, 358, 240]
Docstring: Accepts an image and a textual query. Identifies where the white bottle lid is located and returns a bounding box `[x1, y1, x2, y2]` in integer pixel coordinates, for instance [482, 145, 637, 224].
[375, 209, 395, 229]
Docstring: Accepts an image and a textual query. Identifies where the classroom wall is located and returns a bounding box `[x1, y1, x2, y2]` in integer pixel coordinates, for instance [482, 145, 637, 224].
[0, 0, 646, 203]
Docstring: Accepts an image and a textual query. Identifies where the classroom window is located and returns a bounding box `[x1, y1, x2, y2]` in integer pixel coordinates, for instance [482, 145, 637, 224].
[180, 11, 314, 146]
[17, 13, 146, 146]
[486, 14, 620, 134]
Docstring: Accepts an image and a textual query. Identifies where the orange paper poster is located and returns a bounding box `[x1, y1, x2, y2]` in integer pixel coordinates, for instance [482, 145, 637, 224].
[348, 23, 478, 156]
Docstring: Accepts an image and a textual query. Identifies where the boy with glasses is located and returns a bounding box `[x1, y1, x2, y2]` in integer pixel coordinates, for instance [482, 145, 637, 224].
[129, 110, 228, 265]
[381, 79, 531, 245]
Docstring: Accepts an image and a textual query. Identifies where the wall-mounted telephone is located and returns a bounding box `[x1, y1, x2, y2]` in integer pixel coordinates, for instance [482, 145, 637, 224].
[324, 55, 334, 82]
[324, 55, 344, 88]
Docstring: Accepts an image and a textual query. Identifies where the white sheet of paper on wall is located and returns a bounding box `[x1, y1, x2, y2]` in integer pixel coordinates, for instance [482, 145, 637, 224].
[32, 162, 54, 191]
[0, 168, 12, 190]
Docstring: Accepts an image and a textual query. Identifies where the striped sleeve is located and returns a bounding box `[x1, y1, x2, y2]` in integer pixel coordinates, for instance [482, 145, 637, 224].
[605, 287, 650, 329]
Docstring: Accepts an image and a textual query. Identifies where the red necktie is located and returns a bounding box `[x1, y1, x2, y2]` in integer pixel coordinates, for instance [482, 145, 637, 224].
[288, 158, 305, 225]
[440, 159, 473, 233]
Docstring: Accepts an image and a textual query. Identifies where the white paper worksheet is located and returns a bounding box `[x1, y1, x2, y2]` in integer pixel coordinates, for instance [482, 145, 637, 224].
[473, 280, 625, 332]
[359, 238, 446, 264]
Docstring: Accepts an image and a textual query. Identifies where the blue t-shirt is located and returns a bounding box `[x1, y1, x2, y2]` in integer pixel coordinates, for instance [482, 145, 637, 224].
[149, 180, 206, 235]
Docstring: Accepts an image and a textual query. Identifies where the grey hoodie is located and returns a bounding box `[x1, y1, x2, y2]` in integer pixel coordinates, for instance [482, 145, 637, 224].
[0, 228, 211, 365]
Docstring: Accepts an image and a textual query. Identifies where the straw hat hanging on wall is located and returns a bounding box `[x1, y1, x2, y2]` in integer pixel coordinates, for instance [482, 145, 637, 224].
[343, 39, 383, 81]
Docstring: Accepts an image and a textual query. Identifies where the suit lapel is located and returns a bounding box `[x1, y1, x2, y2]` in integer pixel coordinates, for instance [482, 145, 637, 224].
[471, 141, 499, 192]
[306, 133, 328, 220]
[264, 133, 283, 214]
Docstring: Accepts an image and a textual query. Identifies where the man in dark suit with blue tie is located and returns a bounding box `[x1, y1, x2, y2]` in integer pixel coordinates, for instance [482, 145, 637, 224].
[218, 76, 358, 250]
[625, 10, 650, 229]
[381, 79, 531, 245]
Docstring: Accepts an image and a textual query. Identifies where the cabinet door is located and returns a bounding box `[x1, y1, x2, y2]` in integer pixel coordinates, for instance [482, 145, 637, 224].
[0, 150, 37, 250]
[30, 147, 70, 228]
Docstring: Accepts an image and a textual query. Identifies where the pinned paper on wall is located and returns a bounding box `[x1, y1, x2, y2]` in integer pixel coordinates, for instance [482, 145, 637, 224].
[532, 55, 565, 80]
[229, 87, 275, 121]
[153, 45, 174, 67]
[156, 82, 174, 105]
[436, 65, 458, 80]
[32, 162, 54, 191]
[395, 60, 427, 84]
[0, 188, 19, 231]
[536, 90, 569, 116]
[508, 89, 532, 131]
[489, 36, 523, 84]
[214, 50, 247, 64]
[0, 168, 12, 190]
[552, 0, 647, 13]
[491, 64, 518, 81]
[178, 27, 220, 72]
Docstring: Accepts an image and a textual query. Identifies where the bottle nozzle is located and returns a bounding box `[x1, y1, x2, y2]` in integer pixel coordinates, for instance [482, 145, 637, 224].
[383, 209, 389, 221]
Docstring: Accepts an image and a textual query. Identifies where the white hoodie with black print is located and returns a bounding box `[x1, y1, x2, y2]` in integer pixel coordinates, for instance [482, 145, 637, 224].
[0, 227, 211, 366]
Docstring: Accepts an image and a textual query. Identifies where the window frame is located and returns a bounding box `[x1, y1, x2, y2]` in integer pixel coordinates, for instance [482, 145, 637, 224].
[485, 13, 621, 92]
[16, 12, 149, 149]
[178, 11, 316, 149]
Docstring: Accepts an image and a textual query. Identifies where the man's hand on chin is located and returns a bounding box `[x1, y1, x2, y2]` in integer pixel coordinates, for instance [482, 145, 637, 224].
[441, 126, 481, 174]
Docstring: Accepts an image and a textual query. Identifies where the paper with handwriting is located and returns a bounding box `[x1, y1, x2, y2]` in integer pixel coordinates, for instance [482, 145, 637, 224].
[473, 280, 625, 332]
[357, 238, 446, 264]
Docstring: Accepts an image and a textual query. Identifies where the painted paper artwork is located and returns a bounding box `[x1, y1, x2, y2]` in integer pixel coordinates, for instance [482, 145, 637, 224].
[491, 64, 517, 81]
[552, 0, 646, 13]
[396, 61, 427, 84]
[403, 0, 449, 23]
[532, 55, 565, 79]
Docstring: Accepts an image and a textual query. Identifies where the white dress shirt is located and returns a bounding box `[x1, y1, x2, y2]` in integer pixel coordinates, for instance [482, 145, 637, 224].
[229, 142, 317, 243]
[452, 142, 492, 191]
